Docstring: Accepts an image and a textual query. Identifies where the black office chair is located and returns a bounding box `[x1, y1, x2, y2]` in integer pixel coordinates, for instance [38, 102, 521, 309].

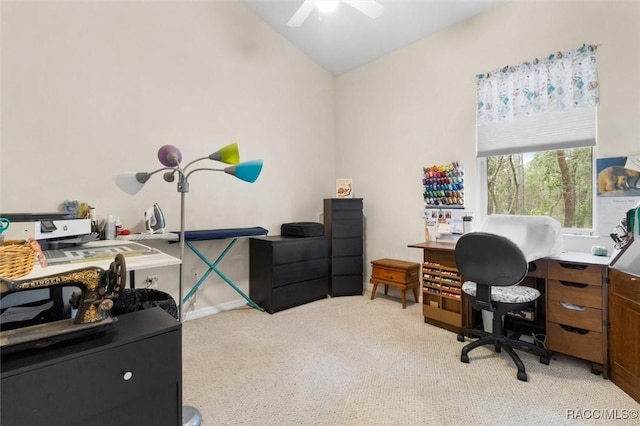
[454, 232, 550, 381]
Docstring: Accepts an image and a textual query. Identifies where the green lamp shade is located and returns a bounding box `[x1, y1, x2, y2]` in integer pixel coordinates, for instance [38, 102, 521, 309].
[225, 160, 263, 183]
[210, 143, 240, 165]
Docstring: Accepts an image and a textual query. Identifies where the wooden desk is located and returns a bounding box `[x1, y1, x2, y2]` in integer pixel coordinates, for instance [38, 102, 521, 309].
[608, 268, 640, 403]
[408, 241, 463, 331]
[409, 241, 610, 377]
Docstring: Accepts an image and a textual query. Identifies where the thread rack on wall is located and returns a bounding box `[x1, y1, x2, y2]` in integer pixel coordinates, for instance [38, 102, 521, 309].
[422, 161, 464, 208]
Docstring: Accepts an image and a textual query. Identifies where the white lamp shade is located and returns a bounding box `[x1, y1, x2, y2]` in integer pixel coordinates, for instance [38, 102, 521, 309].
[114, 172, 146, 195]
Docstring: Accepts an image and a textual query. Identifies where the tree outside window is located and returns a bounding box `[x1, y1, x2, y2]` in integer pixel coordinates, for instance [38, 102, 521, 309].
[487, 147, 593, 229]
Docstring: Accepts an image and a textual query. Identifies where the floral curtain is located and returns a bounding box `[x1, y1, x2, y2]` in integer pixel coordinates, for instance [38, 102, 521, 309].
[476, 44, 599, 125]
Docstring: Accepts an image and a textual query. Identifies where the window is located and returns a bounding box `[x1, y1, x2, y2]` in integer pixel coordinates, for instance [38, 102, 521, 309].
[485, 147, 593, 230]
[475, 44, 599, 232]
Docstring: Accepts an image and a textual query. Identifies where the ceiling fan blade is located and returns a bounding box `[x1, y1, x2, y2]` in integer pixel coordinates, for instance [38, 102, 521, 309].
[287, 0, 316, 27]
[344, 0, 384, 19]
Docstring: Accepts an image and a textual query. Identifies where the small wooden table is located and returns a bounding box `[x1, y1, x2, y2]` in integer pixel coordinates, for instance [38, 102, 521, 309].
[370, 258, 420, 308]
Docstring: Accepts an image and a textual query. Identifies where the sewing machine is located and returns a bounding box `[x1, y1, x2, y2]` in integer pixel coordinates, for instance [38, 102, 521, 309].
[0, 254, 126, 353]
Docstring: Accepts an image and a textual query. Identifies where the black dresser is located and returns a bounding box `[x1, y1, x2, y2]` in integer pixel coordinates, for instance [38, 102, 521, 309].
[249, 236, 329, 314]
[324, 198, 364, 296]
[1, 308, 181, 426]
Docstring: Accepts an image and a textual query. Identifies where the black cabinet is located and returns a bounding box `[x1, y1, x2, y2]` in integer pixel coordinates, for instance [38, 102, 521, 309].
[324, 198, 364, 296]
[1, 308, 181, 426]
[250, 236, 329, 314]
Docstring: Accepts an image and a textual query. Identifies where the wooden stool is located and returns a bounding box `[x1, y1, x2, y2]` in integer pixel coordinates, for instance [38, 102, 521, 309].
[370, 258, 420, 308]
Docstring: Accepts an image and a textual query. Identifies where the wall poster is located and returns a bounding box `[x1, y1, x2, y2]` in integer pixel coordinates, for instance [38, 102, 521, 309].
[596, 155, 640, 237]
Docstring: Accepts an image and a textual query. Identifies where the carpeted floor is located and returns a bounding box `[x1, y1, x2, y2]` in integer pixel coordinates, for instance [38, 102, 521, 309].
[182, 293, 638, 425]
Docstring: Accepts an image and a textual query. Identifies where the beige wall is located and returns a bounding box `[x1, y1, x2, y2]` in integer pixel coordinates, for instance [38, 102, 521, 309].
[2, 1, 639, 316]
[1, 1, 335, 315]
[336, 0, 640, 265]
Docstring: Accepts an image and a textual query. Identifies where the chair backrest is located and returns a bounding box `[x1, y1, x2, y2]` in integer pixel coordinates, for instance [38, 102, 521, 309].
[455, 232, 528, 288]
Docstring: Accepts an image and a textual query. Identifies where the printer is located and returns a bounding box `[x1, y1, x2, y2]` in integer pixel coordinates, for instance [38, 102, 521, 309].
[1, 213, 94, 249]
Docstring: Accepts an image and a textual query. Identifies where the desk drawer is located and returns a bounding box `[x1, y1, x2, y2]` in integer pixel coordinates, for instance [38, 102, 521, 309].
[547, 261, 603, 286]
[332, 256, 363, 275]
[423, 303, 462, 328]
[547, 279, 602, 308]
[547, 300, 602, 332]
[272, 258, 328, 287]
[331, 220, 363, 238]
[547, 321, 603, 363]
[271, 237, 327, 265]
[332, 237, 363, 257]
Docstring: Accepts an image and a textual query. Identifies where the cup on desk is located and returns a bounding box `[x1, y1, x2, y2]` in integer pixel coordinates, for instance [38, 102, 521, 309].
[462, 215, 473, 234]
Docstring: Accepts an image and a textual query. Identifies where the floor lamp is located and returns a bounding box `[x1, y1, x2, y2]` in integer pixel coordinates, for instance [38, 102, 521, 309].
[115, 143, 263, 426]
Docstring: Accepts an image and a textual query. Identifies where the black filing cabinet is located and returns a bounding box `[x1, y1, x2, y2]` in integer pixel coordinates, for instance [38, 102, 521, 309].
[250, 236, 329, 314]
[0, 308, 181, 426]
[324, 198, 364, 296]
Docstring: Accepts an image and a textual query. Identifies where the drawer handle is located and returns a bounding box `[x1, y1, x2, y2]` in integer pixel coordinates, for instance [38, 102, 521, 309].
[559, 324, 589, 335]
[559, 280, 588, 289]
[558, 262, 588, 270]
[560, 302, 586, 312]
[123, 371, 133, 381]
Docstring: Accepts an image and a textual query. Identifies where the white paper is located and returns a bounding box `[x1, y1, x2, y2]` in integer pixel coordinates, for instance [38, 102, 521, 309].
[0, 300, 54, 323]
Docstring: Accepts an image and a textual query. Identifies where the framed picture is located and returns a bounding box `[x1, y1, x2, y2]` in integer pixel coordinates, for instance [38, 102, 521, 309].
[336, 179, 353, 198]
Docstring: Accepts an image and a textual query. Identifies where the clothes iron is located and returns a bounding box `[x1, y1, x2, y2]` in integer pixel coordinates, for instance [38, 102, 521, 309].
[144, 203, 166, 234]
[0, 254, 126, 353]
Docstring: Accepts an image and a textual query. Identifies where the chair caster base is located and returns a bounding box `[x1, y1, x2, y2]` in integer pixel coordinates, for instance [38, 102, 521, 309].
[540, 355, 550, 365]
[461, 353, 470, 363]
[457, 334, 465, 342]
[517, 371, 528, 382]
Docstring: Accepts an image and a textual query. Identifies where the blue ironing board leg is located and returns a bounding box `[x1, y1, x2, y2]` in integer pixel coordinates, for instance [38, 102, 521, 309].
[183, 239, 264, 312]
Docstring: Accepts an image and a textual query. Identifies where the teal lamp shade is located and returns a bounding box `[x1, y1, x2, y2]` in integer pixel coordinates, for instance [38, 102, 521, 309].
[209, 143, 240, 165]
[225, 160, 263, 183]
[114, 172, 150, 194]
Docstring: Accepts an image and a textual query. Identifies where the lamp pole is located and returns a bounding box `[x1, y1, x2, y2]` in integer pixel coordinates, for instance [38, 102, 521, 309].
[177, 176, 188, 322]
[114, 143, 262, 426]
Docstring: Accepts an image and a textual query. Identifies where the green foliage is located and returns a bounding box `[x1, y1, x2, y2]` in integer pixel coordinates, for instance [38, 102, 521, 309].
[487, 147, 593, 229]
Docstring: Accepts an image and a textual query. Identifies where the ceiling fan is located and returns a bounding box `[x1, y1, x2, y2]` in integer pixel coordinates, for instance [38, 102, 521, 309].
[287, 0, 384, 28]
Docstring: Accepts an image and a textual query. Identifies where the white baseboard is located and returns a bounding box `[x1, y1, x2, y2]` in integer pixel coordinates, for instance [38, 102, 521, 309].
[182, 284, 375, 321]
[181, 298, 248, 321]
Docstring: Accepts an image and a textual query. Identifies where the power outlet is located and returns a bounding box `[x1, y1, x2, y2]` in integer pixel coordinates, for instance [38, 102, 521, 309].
[146, 275, 158, 288]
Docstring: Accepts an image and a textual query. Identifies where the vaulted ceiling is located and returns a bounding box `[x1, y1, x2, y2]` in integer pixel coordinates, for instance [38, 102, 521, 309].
[240, 0, 504, 75]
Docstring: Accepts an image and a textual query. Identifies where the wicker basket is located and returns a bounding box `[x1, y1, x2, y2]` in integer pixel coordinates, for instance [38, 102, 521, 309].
[0, 240, 36, 279]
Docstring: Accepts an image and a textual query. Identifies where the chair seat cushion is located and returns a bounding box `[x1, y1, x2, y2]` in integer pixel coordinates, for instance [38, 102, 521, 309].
[462, 281, 540, 304]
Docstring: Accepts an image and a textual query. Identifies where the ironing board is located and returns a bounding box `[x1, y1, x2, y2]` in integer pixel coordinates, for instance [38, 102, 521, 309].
[176, 227, 268, 311]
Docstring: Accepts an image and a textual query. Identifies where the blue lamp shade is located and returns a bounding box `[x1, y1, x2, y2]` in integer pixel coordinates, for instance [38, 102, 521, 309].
[224, 160, 263, 183]
[114, 172, 150, 194]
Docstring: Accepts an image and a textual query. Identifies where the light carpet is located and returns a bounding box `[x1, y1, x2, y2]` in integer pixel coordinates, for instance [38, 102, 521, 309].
[182, 293, 638, 425]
